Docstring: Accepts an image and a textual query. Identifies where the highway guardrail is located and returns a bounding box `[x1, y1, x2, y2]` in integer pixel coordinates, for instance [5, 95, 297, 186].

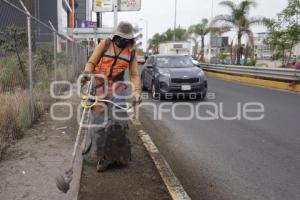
[201, 63, 300, 82]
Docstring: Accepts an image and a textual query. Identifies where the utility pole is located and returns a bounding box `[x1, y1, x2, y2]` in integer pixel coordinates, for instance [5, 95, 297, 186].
[68, 0, 75, 28]
[19, 0, 34, 120]
[208, 0, 214, 63]
[97, 12, 102, 28]
[113, 0, 118, 29]
[96, 12, 102, 44]
[140, 18, 149, 52]
[173, 0, 177, 41]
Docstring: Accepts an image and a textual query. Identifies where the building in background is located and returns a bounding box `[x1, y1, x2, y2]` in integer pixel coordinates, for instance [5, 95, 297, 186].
[254, 32, 272, 60]
[0, 0, 71, 42]
[0, 0, 30, 30]
[75, 0, 92, 21]
[74, 0, 93, 27]
[33, 0, 71, 42]
[204, 36, 229, 63]
[292, 43, 300, 60]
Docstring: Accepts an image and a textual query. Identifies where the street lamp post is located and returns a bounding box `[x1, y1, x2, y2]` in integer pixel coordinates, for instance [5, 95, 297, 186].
[174, 0, 177, 41]
[140, 18, 149, 52]
[208, 0, 214, 63]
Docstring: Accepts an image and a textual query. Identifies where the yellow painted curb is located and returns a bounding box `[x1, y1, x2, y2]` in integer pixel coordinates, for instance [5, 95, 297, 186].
[138, 130, 191, 200]
[205, 71, 300, 92]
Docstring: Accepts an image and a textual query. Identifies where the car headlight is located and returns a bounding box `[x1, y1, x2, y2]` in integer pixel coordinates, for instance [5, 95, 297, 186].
[160, 72, 171, 77]
[198, 70, 205, 77]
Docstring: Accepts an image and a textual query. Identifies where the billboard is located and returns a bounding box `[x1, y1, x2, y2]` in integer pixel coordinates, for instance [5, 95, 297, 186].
[93, 0, 141, 12]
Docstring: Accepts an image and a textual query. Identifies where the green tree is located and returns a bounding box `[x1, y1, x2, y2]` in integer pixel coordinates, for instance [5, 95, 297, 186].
[136, 48, 144, 56]
[0, 25, 27, 77]
[188, 19, 210, 61]
[173, 27, 188, 41]
[148, 33, 163, 53]
[161, 29, 174, 41]
[212, 0, 261, 65]
[264, 0, 300, 65]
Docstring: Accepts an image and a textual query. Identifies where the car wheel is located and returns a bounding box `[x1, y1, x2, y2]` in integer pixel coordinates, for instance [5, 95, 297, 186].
[198, 90, 207, 100]
[141, 79, 147, 91]
[151, 82, 160, 100]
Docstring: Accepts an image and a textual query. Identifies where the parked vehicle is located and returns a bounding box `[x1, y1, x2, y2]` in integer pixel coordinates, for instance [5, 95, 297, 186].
[137, 56, 146, 65]
[141, 55, 207, 100]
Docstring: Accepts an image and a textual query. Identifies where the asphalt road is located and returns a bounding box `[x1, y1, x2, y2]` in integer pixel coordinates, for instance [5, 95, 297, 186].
[139, 77, 300, 200]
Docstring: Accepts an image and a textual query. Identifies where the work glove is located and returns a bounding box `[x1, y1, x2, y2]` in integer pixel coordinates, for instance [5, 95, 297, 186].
[80, 71, 91, 86]
[132, 92, 142, 106]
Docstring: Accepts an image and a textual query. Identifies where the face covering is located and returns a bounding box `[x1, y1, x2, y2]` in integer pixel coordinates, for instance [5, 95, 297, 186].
[114, 36, 130, 49]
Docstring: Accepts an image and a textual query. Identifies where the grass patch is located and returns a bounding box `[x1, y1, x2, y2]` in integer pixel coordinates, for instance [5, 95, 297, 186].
[0, 47, 79, 159]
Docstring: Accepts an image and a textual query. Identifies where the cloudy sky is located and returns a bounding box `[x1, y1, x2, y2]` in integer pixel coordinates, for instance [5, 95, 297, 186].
[99, 0, 288, 48]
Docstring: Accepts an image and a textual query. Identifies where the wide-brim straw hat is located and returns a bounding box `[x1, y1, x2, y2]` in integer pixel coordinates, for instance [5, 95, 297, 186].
[113, 21, 135, 40]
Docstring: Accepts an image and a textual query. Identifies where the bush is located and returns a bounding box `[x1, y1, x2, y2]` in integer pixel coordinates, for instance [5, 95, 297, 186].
[0, 55, 27, 91]
[246, 59, 257, 66]
[0, 47, 54, 159]
[0, 93, 23, 144]
[0, 90, 51, 159]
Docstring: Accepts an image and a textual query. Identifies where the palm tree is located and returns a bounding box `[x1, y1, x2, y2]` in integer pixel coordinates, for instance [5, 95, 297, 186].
[187, 31, 199, 59]
[212, 0, 261, 65]
[162, 29, 174, 41]
[188, 19, 210, 61]
[174, 27, 188, 41]
[148, 33, 163, 53]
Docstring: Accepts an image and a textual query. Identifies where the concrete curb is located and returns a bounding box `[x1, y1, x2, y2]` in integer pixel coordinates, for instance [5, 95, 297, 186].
[138, 129, 191, 200]
[73, 116, 191, 200]
[74, 152, 83, 200]
[74, 130, 87, 200]
[205, 71, 300, 92]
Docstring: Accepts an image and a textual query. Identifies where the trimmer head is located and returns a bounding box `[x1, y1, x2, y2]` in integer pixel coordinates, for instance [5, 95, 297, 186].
[55, 170, 73, 193]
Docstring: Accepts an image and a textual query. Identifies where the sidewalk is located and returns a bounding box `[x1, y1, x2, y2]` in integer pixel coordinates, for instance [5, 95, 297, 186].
[0, 90, 171, 200]
[0, 97, 81, 200]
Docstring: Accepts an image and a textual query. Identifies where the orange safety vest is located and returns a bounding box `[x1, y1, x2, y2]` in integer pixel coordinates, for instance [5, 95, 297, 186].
[94, 39, 134, 81]
[91, 39, 135, 115]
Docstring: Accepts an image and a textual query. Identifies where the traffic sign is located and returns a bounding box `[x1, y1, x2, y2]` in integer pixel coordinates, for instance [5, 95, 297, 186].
[93, 0, 114, 12]
[119, 0, 141, 11]
[71, 28, 114, 39]
[93, 0, 141, 12]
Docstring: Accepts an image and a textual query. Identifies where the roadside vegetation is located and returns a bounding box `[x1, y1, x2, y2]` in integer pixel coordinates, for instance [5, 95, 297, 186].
[0, 25, 73, 159]
[263, 0, 300, 66]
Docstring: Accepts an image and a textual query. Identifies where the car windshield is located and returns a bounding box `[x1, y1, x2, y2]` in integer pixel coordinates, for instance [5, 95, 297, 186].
[156, 56, 194, 68]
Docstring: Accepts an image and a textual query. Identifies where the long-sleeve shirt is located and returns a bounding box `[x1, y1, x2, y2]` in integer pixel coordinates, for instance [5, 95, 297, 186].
[84, 40, 141, 93]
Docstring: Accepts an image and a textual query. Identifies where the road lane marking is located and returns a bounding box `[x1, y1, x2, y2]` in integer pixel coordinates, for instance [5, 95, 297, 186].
[138, 130, 192, 200]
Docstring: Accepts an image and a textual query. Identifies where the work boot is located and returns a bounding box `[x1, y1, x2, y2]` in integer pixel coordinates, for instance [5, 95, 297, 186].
[96, 159, 109, 172]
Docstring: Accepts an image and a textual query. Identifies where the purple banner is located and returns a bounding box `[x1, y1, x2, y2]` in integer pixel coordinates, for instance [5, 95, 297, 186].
[76, 20, 97, 28]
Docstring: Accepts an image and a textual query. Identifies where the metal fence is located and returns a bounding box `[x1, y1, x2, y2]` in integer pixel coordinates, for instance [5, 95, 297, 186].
[0, 0, 87, 152]
[201, 63, 300, 82]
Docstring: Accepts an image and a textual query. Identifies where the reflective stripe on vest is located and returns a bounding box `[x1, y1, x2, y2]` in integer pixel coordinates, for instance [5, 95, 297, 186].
[103, 51, 131, 62]
[94, 41, 133, 79]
